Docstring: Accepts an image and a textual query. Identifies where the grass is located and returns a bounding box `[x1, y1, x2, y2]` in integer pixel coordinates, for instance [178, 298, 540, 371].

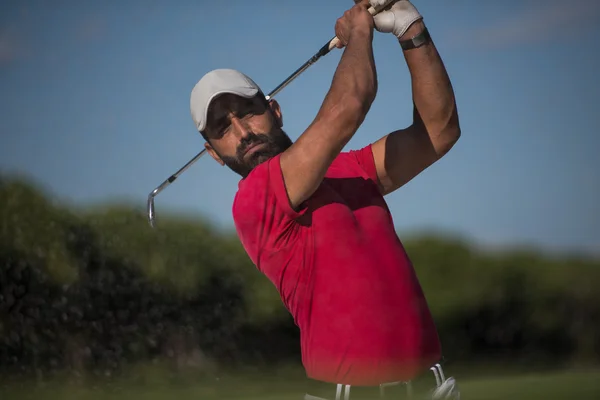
[1, 367, 599, 400]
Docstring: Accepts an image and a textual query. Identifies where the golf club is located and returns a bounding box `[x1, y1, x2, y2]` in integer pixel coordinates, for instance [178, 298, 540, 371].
[147, 0, 398, 227]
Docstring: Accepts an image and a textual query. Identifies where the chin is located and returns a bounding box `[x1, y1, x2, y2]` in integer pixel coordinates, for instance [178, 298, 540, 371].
[252, 149, 282, 165]
[232, 145, 288, 177]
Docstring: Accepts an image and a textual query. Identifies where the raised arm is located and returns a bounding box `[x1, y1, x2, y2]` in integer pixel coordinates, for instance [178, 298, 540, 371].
[369, 1, 461, 195]
[279, 1, 378, 210]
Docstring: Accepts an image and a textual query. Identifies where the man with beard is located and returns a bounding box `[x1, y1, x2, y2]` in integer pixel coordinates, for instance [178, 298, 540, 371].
[190, 1, 461, 398]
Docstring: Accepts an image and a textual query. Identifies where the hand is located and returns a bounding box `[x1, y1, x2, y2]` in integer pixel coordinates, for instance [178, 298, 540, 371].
[334, 0, 375, 48]
[362, 0, 423, 39]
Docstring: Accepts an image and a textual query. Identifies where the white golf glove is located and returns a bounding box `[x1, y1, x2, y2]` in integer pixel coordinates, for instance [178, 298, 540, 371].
[370, 0, 423, 39]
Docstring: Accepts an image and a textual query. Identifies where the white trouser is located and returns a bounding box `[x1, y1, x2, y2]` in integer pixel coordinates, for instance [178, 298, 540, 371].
[304, 363, 460, 400]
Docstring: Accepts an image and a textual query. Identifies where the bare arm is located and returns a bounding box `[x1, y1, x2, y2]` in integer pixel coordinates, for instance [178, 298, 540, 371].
[280, 7, 378, 210]
[371, 20, 460, 196]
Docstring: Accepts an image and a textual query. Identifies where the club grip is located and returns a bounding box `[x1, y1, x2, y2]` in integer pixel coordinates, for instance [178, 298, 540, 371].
[327, 0, 397, 50]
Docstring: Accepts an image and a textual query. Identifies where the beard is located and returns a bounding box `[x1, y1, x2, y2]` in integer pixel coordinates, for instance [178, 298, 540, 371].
[217, 128, 293, 178]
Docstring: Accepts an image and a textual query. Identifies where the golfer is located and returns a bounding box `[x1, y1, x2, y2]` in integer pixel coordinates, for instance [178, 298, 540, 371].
[190, 0, 460, 398]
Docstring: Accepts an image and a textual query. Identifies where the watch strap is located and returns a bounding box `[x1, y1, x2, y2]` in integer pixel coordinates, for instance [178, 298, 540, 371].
[400, 27, 431, 50]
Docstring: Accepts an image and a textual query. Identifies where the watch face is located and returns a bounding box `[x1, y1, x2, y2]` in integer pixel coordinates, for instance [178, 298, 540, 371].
[401, 28, 429, 50]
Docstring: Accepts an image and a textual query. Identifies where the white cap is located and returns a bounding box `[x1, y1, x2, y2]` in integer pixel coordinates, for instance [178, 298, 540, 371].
[190, 68, 262, 132]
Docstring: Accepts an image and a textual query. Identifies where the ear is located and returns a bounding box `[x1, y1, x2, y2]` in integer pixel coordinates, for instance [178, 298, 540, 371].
[204, 141, 225, 166]
[268, 99, 283, 127]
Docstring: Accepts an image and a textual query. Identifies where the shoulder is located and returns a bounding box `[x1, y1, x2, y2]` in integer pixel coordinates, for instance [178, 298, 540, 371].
[232, 154, 304, 257]
[331, 143, 379, 184]
[233, 154, 306, 220]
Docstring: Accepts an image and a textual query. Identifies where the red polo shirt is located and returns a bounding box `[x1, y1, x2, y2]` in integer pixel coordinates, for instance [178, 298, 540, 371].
[232, 144, 441, 386]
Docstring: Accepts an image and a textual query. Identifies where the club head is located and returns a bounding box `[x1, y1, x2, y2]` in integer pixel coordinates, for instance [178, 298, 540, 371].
[147, 189, 159, 228]
[146, 149, 208, 228]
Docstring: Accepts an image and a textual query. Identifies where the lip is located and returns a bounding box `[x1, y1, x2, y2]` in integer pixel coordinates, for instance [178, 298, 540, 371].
[244, 142, 265, 156]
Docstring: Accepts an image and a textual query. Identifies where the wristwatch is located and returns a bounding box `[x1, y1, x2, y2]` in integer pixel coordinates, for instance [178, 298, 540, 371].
[400, 27, 431, 51]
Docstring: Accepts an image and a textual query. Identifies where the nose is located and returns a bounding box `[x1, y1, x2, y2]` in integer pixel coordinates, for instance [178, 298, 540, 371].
[230, 116, 251, 140]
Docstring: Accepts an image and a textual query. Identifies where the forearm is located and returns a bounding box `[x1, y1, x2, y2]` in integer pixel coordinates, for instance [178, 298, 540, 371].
[301, 28, 377, 157]
[327, 28, 378, 117]
[280, 29, 377, 209]
[401, 21, 460, 149]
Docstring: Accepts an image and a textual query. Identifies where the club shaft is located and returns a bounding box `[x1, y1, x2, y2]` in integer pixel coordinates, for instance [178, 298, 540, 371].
[147, 0, 398, 227]
[266, 37, 335, 101]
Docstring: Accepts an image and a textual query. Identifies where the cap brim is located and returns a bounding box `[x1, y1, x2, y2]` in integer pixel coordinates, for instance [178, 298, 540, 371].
[200, 87, 259, 132]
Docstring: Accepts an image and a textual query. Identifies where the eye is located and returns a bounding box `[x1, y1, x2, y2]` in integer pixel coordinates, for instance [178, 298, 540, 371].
[244, 98, 264, 114]
[219, 123, 232, 136]
[240, 107, 255, 118]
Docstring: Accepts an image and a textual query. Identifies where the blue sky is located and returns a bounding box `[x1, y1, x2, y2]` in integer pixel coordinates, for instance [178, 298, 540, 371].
[1, 0, 599, 256]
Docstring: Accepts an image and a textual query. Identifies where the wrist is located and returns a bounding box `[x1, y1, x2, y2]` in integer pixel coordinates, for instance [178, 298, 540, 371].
[349, 25, 374, 42]
[399, 25, 431, 51]
[398, 20, 425, 41]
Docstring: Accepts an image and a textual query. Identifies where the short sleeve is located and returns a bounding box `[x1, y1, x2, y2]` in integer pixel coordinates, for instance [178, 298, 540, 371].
[347, 143, 380, 185]
[232, 154, 304, 266]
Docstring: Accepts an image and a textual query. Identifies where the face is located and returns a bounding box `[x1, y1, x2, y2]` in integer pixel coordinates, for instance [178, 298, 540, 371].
[202, 93, 293, 178]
